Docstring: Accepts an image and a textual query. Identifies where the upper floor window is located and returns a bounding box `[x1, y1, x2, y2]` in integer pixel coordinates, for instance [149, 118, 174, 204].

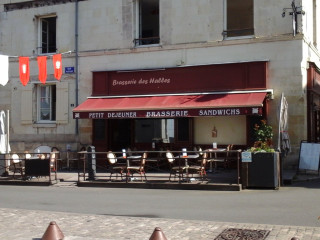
[224, 0, 254, 38]
[39, 16, 57, 54]
[21, 82, 69, 125]
[134, 0, 160, 46]
[37, 84, 56, 122]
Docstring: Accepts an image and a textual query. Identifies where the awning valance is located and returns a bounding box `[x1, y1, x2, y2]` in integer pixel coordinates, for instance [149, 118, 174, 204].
[73, 92, 266, 119]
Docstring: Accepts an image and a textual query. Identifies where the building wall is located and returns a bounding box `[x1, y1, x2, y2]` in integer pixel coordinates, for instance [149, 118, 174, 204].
[194, 116, 247, 145]
[0, 0, 319, 167]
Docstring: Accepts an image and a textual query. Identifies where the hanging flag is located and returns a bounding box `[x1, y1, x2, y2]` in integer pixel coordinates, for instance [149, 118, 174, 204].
[19, 57, 30, 86]
[37, 56, 47, 84]
[0, 55, 9, 86]
[53, 54, 62, 80]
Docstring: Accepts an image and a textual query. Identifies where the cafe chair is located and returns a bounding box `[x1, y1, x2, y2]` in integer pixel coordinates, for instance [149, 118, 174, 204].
[210, 144, 233, 170]
[126, 152, 147, 182]
[188, 152, 208, 182]
[107, 151, 126, 181]
[50, 147, 59, 172]
[198, 147, 204, 156]
[11, 154, 25, 179]
[78, 146, 87, 170]
[127, 148, 132, 157]
[224, 144, 238, 169]
[33, 145, 51, 159]
[166, 151, 188, 181]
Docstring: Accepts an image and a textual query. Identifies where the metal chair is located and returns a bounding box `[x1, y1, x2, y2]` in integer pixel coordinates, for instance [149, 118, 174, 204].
[210, 144, 233, 170]
[11, 154, 24, 179]
[224, 144, 236, 169]
[33, 145, 51, 158]
[107, 151, 126, 181]
[126, 152, 148, 182]
[188, 152, 208, 182]
[50, 147, 59, 172]
[166, 151, 188, 181]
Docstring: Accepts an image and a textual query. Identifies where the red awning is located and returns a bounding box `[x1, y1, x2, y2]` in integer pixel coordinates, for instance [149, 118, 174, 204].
[73, 92, 266, 119]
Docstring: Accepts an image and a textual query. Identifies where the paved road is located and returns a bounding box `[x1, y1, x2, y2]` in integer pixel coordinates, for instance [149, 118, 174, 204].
[0, 179, 319, 228]
[1, 207, 320, 240]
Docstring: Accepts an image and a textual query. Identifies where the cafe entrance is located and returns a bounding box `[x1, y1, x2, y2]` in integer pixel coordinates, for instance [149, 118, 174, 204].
[108, 119, 132, 151]
[93, 118, 193, 152]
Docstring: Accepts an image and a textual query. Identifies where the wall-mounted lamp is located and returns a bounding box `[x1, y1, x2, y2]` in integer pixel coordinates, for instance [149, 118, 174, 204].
[282, 0, 305, 36]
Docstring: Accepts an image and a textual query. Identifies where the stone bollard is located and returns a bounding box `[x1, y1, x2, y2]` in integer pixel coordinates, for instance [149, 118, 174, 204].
[42, 221, 65, 240]
[149, 227, 168, 240]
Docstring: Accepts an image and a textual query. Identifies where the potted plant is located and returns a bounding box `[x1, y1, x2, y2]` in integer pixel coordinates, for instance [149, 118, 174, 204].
[250, 119, 275, 152]
[243, 120, 280, 189]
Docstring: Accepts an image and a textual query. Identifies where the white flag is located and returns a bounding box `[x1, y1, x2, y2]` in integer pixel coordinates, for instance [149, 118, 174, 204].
[0, 55, 9, 86]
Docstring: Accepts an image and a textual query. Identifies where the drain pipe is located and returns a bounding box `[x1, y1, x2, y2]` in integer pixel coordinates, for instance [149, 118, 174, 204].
[75, 0, 79, 135]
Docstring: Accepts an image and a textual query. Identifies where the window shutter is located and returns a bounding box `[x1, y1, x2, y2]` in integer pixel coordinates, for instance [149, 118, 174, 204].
[21, 84, 33, 124]
[56, 81, 69, 124]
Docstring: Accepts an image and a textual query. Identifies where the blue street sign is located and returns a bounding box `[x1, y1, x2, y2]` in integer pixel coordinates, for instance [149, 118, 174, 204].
[65, 67, 75, 74]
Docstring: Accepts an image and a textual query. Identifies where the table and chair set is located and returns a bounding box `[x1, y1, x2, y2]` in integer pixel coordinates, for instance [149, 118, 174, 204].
[103, 146, 240, 184]
[3, 146, 59, 182]
[0, 145, 241, 185]
[0, 145, 84, 182]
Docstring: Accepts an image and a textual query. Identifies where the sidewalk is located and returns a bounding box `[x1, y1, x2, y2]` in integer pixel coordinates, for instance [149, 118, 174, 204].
[0, 207, 319, 240]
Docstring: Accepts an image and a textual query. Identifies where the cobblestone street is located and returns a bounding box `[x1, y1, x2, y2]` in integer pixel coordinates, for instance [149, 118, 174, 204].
[0, 208, 320, 240]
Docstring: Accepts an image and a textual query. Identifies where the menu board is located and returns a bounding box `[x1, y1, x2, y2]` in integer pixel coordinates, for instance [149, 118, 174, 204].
[298, 142, 320, 171]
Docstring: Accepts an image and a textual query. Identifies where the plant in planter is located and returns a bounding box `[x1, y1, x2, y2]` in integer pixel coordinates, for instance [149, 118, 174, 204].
[249, 119, 275, 153]
[243, 119, 280, 189]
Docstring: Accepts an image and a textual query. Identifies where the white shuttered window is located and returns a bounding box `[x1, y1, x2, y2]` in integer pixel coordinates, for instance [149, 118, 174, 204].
[20, 82, 69, 125]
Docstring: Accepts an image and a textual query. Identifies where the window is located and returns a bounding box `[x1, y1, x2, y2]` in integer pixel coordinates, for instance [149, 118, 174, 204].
[224, 0, 254, 38]
[39, 16, 56, 54]
[93, 120, 106, 141]
[37, 85, 56, 122]
[135, 119, 174, 143]
[176, 118, 190, 142]
[135, 0, 159, 46]
[21, 82, 68, 125]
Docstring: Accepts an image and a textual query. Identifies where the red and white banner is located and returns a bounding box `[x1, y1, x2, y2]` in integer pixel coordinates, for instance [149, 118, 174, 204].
[37, 56, 47, 84]
[53, 54, 62, 80]
[19, 57, 30, 86]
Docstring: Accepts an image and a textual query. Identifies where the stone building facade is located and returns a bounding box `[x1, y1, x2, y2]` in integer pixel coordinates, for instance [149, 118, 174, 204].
[0, 0, 319, 168]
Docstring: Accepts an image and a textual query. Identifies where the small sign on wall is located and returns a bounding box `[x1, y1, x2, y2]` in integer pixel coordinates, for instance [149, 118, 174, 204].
[65, 67, 75, 74]
[241, 151, 252, 162]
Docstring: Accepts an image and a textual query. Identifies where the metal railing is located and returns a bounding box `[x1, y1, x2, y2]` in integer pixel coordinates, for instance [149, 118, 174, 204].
[0, 152, 58, 183]
[77, 149, 242, 185]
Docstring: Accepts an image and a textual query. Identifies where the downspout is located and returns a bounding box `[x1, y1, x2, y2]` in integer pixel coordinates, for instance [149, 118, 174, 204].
[75, 0, 79, 135]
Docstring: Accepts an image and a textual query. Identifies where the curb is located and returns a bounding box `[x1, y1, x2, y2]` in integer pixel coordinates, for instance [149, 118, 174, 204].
[77, 181, 241, 191]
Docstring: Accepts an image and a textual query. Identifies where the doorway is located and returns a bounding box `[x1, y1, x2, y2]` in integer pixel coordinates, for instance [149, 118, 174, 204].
[108, 119, 132, 151]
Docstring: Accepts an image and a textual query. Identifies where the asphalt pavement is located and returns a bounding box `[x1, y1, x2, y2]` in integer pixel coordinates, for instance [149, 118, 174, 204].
[0, 172, 320, 240]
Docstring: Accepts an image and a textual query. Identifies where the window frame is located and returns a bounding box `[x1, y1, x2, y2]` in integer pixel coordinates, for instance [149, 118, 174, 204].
[134, 0, 160, 47]
[36, 84, 56, 123]
[38, 15, 57, 54]
[134, 118, 175, 144]
[223, 0, 254, 40]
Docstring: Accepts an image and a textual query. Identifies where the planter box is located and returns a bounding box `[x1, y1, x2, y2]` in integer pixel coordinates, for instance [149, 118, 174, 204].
[245, 152, 280, 189]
